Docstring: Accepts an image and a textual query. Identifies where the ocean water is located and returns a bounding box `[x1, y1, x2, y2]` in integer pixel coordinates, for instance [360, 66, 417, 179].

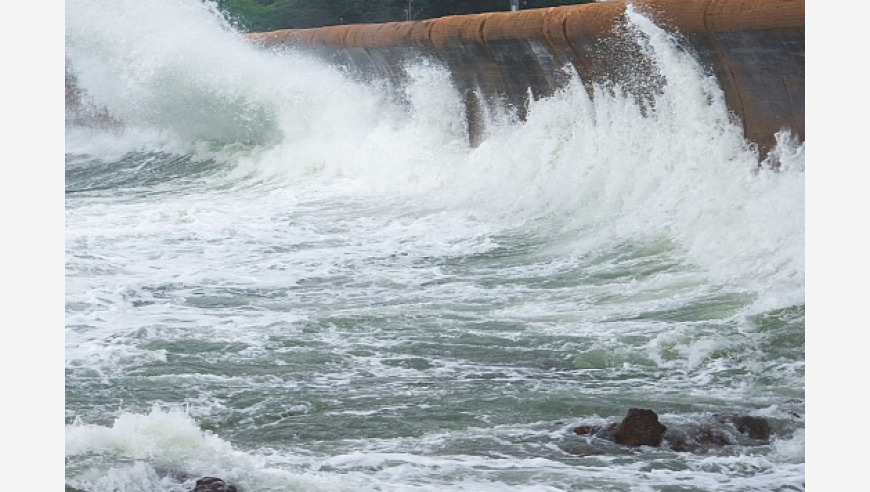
[64, 1, 805, 491]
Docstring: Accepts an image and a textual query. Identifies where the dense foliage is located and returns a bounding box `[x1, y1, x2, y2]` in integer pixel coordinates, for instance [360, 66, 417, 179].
[215, 0, 595, 32]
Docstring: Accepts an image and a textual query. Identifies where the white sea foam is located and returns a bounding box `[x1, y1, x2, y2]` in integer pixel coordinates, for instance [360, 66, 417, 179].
[66, 1, 804, 490]
[66, 0, 805, 317]
[65, 406, 356, 492]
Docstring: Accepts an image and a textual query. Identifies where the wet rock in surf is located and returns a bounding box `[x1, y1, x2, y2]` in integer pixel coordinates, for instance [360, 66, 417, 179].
[612, 408, 667, 446]
[573, 424, 605, 436]
[571, 409, 772, 452]
[194, 477, 238, 492]
[573, 408, 667, 447]
[572, 423, 618, 440]
[665, 426, 733, 452]
[720, 414, 772, 440]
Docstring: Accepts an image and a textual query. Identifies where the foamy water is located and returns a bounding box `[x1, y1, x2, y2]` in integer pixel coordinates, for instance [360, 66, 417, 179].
[65, 1, 805, 490]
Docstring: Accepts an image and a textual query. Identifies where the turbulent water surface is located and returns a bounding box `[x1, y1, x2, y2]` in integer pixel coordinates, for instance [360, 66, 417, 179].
[65, 1, 805, 491]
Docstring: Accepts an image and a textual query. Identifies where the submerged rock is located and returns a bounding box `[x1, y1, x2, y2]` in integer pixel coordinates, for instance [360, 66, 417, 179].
[572, 425, 601, 436]
[665, 425, 733, 452]
[723, 415, 772, 440]
[194, 477, 238, 492]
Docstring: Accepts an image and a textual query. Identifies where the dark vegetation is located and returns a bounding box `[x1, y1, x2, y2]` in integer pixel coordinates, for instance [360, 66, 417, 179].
[215, 0, 595, 32]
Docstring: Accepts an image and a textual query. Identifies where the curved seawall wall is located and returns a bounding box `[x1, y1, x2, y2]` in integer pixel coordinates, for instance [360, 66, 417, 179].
[247, 0, 804, 157]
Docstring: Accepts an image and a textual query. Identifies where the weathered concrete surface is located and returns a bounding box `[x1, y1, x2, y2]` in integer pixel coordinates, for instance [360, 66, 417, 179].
[247, 0, 804, 156]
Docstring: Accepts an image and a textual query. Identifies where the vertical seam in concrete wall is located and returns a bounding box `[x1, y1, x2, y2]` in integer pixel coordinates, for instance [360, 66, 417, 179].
[783, 28, 803, 138]
[559, 11, 583, 73]
[374, 23, 388, 47]
[478, 15, 488, 44]
[423, 20, 434, 49]
[707, 0, 748, 141]
[702, 0, 713, 33]
[779, 75, 792, 132]
[342, 26, 353, 48]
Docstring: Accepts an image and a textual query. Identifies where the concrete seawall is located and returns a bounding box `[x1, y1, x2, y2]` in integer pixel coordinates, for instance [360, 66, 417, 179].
[247, 0, 804, 157]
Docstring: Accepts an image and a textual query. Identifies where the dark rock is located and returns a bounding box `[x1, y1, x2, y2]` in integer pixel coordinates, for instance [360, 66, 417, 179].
[611, 408, 667, 447]
[572, 423, 617, 438]
[570, 409, 773, 453]
[733, 416, 771, 440]
[664, 426, 731, 452]
[572, 425, 598, 436]
[667, 432, 690, 452]
[696, 426, 732, 446]
[714, 414, 772, 441]
[194, 477, 238, 492]
[571, 409, 667, 447]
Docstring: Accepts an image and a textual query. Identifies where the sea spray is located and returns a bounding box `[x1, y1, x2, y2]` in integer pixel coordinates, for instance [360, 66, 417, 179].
[65, 407, 357, 492]
[66, 1, 804, 490]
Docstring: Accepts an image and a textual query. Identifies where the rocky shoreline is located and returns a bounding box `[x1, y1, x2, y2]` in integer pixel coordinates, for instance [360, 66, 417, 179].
[570, 408, 775, 453]
[66, 408, 795, 491]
